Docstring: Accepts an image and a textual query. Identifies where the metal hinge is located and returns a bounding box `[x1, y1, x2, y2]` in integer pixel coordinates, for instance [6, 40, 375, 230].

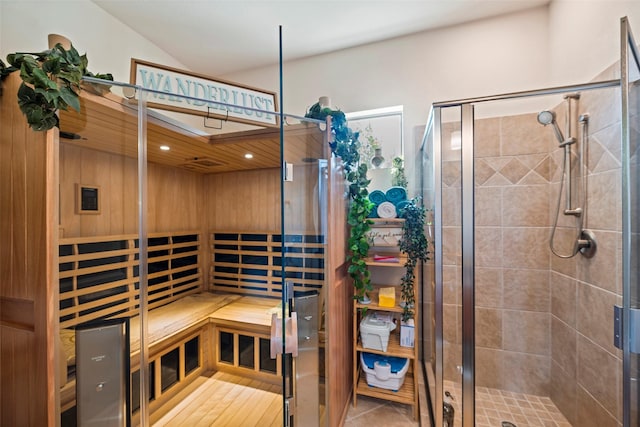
[285, 397, 293, 427]
[614, 305, 640, 354]
[284, 162, 294, 182]
[284, 280, 294, 303]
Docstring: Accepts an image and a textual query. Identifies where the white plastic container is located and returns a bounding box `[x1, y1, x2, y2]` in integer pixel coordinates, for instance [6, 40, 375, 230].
[360, 352, 409, 391]
[360, 312, 396, 352]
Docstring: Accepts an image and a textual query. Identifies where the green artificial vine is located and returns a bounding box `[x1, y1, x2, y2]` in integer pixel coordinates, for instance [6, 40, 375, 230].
[2, 43, 113, 131]
[398, 197, 430, 321]
[305, 102, 375, 302]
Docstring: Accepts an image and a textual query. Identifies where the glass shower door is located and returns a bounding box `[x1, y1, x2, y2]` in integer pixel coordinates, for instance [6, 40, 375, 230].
[280, 115, 329, 426]
[621, 16, 640, 427]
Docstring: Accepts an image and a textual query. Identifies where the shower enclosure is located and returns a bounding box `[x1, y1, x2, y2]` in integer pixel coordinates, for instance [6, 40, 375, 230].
[422, 17, 640, 427]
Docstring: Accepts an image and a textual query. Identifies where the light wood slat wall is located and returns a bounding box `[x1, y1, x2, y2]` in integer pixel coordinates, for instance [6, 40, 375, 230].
[205, 169, 281, 232]
[59, 231, 202, 329]
[0, 73, 59, 426]
[205, 164, 320, 234]
[60, 143, 206, 238]
[209, 231, 324, 297]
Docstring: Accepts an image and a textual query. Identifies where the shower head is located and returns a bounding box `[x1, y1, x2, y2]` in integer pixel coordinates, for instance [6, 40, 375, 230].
[537, 110, 555, 126]
[537, 110, 566, 145]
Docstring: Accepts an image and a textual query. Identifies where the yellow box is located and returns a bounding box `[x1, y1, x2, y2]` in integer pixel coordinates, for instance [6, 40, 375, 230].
[378, 287, 396, 308]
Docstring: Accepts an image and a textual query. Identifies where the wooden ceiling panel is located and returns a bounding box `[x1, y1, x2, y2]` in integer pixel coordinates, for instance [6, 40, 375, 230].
[59, 90, 326, 174]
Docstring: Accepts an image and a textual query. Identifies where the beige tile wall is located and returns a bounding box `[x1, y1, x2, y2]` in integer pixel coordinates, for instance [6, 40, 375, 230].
[549, 84, 622, 426]
[439, 80, 623, 425]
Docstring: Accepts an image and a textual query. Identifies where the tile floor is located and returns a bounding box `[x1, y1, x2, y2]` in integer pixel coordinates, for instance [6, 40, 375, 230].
[444, 380, 572, 427]
[344, 395, 421, 427]
[344, 369, 429, 426]
[344, 378, 573, 426]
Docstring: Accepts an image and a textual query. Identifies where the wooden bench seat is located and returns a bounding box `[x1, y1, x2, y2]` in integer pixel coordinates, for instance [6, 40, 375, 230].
[210, 296, 282, 332]
[208, 296, 284, 385]
[60, 292, 242, 413]
[60, 292, 242, 367]
[60, 293, 286, 419]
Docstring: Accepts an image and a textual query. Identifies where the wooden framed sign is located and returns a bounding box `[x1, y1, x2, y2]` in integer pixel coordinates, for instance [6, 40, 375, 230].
[130, 58, 278, 127]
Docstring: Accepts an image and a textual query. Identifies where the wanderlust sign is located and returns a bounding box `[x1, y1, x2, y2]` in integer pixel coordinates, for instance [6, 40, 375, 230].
[130, 59, 278, 127]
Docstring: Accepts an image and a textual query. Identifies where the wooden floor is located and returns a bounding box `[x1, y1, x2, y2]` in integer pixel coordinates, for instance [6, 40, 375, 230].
[153, 372, 284, 427]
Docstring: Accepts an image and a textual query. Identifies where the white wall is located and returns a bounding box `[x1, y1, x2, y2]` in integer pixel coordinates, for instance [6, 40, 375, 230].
[549, 0, 640, 85]
[225, 6, 551, 188]
[0, 0, 187, 83]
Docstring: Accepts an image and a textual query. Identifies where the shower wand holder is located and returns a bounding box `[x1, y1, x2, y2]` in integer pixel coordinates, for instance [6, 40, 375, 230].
[563, 207, 582, 217]
[559, 137, 576, 147]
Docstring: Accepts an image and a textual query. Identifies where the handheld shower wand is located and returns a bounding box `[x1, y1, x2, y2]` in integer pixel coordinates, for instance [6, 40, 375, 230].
[538, 95, 596, 258]
[536, 110, 576, 147]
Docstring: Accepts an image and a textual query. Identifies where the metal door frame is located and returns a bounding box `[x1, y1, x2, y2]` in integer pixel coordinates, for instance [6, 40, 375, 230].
[620, 15, 640, 427]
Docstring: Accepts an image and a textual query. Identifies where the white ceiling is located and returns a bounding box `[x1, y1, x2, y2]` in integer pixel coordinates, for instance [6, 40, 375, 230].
[93, 0, 550, 76]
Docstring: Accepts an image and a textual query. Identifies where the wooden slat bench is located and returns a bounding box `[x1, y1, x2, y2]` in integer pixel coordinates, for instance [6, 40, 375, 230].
[209, 296, 284, 384]
[59, 292, 242, 413]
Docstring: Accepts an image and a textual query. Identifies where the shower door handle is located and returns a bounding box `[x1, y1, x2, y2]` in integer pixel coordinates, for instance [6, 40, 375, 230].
[270, 311, 299, 358]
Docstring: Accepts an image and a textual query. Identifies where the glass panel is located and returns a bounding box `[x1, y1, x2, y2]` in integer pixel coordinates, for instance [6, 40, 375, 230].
[239, 335, 255, 369]
[131, 361, 155, 414]
[219, 331, 234, 364]
[420, 117, 436, 414]
[57, 69, 293, 423]
[160, 348, 180, 392]
[470, 86, 621, 426]
[282, 113, 329, 426]
[629, 53, 640, 427]
[184, 336, 200, 375]
[56, 77, 143, 424]
[623, 17, 640, 427]
[260, 337, 277, 373]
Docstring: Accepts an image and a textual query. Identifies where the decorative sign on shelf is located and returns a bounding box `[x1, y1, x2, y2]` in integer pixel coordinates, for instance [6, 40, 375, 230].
[366, 225, 403, 247]
[130, 59, 278, 127]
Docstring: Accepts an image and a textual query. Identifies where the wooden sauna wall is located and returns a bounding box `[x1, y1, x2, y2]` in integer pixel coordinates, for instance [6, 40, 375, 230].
[59, 143, 205, 238]
[59, 143, 208, 291]
[0, 73, 59, 426]
[205, 164, 319, 233]
[325, 156, 352, 426]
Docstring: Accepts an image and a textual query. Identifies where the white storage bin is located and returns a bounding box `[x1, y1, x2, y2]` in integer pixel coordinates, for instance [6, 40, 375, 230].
[360, 312, 396, 352]
[360, 352, 409, 391]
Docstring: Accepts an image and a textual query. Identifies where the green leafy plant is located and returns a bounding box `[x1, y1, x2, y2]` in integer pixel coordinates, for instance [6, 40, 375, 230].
[305, 102, 374, 302]
[3, 43, 113, 131]
[391, 156, 408, 188]
[398, 198, 429, 321]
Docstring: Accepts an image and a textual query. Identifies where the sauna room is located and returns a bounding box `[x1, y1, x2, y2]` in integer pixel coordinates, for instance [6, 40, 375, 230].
[1, 59, 353, 426]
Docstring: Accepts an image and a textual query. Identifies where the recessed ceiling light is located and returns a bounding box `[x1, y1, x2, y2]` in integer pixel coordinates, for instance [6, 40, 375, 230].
[244, 153, 254, 159]
[160, 145, 170, 151]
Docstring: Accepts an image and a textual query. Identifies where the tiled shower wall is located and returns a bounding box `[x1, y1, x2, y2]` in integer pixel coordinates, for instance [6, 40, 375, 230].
[548, 70, 623, 426]
[440, 70, 623, 426]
